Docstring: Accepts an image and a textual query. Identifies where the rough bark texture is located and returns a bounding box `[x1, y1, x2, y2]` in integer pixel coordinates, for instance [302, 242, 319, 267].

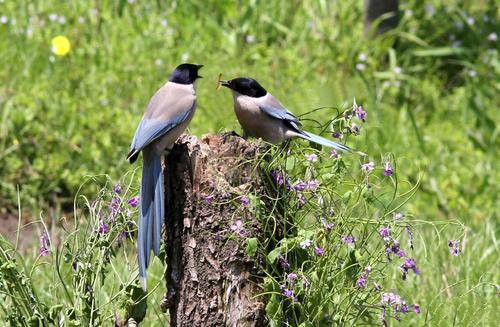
[364, 0, 399, 36]
[161, 133, 267, 327]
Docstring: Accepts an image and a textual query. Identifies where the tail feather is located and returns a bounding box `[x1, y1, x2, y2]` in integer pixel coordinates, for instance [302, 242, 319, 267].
[153, 158, 165, 256]
[298, 131, 366, 156]
[138, 148, 165, 290]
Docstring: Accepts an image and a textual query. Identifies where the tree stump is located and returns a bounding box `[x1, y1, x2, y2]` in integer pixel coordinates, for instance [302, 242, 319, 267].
[161, 134, 267, 327]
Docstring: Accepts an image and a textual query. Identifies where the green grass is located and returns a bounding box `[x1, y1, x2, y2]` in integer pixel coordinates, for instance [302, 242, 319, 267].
[0, 0, 498, 326]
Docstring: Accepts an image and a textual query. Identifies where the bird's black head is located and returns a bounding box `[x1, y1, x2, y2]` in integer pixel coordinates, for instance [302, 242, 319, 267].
[169, 63, 203, 85]
[221, 77, 267, 98]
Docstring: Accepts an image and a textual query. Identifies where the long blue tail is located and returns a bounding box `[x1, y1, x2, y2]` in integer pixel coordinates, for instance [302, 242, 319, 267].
[138, 148, 165, 290]
[299, 131, 366, 156]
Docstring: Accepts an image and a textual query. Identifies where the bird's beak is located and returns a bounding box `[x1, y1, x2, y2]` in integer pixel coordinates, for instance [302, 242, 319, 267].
[220, 80, 231, 88]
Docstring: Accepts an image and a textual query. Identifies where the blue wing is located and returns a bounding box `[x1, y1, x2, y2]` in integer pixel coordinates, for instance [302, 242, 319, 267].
[258, 103, 303, 133]
[127, 107, 193, 162]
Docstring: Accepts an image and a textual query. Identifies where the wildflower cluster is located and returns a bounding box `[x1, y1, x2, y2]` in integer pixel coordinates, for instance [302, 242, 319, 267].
[380, 292, 420, 324]
[379, 225, 421, 281]
[330, 99, 367, 139]
[448, 240, 461, 256]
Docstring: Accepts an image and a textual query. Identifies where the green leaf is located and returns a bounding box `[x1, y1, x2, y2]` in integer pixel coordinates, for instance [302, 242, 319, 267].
[245, 238, 258, 257]
[267, 248, 281, 264]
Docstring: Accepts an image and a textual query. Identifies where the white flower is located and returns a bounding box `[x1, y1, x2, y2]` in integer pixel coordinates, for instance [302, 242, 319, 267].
[306, 153, 318, 163]
[155, 59, 163, 66]
[78, 17, 86, 24]
[466, 17, 475, 26]
[393, 212, 404, 220]
[356, 63, 366, 71]
[393, 66, 402, 74]
[0, 15, 8, 24]
[299, 239, 312, 249]
[361, 162, 375, 173]
[49, 13, 58, 21]
[245, 34, 256, 44]
[161, 19, 168, 27]
[58, 16, 66, 24]
[487, 32, 497, 42]
[468, 70, 477, 77]
[358, 53, 367, 61]
[181, 53, 189, 62]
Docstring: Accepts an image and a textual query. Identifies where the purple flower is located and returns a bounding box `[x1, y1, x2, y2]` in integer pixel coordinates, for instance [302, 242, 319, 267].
[314, 246, 325, 256]
[230, 220, 247, 236]
[385, 240, 406, 261]
[413, 304, 421, 314]
[350, 122, 360, 135]
[330, 149, 339, 159]
[240, 196, 250, 206]
[379, 227, 391, 241]
[270, 170, 285, 186]
[448, 240, 461, 256]
[287, 273, 298, 281]
[306, 153, 318, 162]
[341, 235, 356, 245]
[278, 254, 290, 270]
[294, 180, 307, 191]
[400, 258, 421, 280]
[39, 231, 50, 257]
[361, 162, 375, 174]
[99, 220, 109, 234]
[109, 197, 121, 216]
[283, 288, 298, 302]
[322, 219, 335, 231]
[355, 106, 367, 122]
[383, 162, 393, 177]
[299, 239, 312, 249]
[307, 179, 320, 192]
[302, 277, 310, 289]
[332, 132, 343, 139]
[356, 276, 367, 288]
[297, 193, 307, 206]
[113, 184, 122, 194]
[204, 194, 215, 204]
[127, 196, 139, 207]
[283, 289, 294, 298]
[356, 266, 372, 288]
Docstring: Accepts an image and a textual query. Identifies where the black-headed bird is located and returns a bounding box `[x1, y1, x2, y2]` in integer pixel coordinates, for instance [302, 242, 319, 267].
[220, 77, 364, 154]
[127, 63, 203, 289]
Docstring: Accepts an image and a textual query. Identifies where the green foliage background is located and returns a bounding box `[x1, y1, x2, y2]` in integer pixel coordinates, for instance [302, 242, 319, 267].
[0, 0, 498, 325]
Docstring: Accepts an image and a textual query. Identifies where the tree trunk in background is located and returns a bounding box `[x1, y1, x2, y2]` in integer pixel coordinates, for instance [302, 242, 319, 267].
[161, 134, 267, 327]
[365, 0, 399, 36]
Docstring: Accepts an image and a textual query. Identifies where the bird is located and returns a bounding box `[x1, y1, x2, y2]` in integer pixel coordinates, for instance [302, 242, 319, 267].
[220, 77, 364, 154]
[127, 63, 203, 289]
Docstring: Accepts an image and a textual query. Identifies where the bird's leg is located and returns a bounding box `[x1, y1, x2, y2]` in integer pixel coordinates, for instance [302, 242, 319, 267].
[279, 139, 291, 156]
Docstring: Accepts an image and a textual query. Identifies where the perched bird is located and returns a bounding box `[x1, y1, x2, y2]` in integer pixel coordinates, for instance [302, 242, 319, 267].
[220, 77, 363, 154]
[127, 63, 203, 289]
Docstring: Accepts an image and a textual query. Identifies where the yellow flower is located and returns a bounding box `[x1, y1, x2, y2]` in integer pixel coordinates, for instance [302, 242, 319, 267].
[51, 36, 71, 56]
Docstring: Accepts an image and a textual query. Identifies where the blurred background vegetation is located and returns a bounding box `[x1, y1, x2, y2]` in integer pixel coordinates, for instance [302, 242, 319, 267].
[0, 0, 498, 325]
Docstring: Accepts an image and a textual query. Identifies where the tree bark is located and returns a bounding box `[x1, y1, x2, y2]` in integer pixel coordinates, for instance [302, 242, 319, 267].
[161, 133, 267, 327]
